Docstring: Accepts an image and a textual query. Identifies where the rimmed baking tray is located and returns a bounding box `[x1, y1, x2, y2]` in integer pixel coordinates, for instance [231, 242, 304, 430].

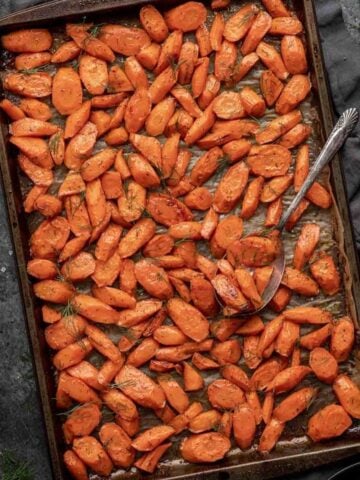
[0, 1, 360, 479]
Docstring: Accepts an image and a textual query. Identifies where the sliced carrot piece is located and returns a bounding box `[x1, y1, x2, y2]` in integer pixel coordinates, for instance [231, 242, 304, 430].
[241, 11, 272, 55]
[164, 2, 207, 32]
[281, 35, 308, 74]
[223, 4, 259, 42]
[308, 404, 352, 442]
[256, 41, 289, 80]
[215, 40, 237, 81]
[275, 74, 311, 115]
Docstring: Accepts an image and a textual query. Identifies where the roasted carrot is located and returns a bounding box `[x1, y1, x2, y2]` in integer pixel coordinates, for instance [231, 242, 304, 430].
[281, 35, 308, 75]
[0, 98, 26, 121]
[63, 450, 88, 480]
[214, 40, 237, 81]
[275, 74, 311, 115]
[308, 404, 352, 442]
[330, 316, 355, 362]
[256, 41, 289, 80]
[223, 4, 259, 42]
[229, 52, 260, 84]
[241, 11, 272, 55]
[310, 253, 340, 296]
[293, 223, 320, 270]
[164, 2, 207, 32]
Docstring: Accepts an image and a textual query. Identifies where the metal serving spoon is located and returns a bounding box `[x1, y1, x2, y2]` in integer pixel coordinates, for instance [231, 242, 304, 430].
[218, 107, 359, 317]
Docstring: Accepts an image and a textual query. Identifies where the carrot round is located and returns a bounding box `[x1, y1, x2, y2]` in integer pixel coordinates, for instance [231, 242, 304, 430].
[180, 432, 231, 463]
[164, 2, 207, 32]
[308, 404, 352, 442]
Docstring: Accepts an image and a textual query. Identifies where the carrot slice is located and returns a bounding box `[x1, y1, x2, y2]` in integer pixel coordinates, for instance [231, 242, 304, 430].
[164, 2, 207, 32]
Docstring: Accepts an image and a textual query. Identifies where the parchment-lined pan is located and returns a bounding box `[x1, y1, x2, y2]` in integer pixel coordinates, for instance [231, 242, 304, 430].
[0, 1, 360, 479]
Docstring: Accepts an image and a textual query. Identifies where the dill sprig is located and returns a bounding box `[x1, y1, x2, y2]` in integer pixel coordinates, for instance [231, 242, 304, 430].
[88, 23, 106, 38]
[174, 237, 190, 246]
[61, 300, 78, 318]
[109, 380, 136, 390]
[1, 450, 33, 480]
[56, 401, 94, 417]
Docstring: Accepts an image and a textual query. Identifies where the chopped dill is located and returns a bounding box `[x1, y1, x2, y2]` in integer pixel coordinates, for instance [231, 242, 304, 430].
[61, 300, 78, 318]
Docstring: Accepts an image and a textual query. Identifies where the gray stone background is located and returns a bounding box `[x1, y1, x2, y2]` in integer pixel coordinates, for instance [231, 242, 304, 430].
[0, 0, 360, 479]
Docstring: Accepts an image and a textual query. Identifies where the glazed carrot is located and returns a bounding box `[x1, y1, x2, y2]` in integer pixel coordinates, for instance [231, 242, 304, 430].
[261, 0, 290, 17]
[309, 404, 353, 443]
[251, 357, 286, 391]
[208, 379, 245, 410]
[223, 4, 259, 42]
[227, 235, 281, 268]
[63, 403, 101, 443]
[98, 359, 124, 386]
[212, 216, 243, 254]
[107, 65, 133, 93]
[53, 339, 92, 370]
[213, 92, 244, 120]
[258, 417, 285, 452]
[257, 315, 284, 357]
[269, 286, 292, 312]
[232, 404, 256, 450]
[306, 182, 332, 209]
[64, 121, 97, 170]
[256, 41, 289, 80]
[30, 216, 70, 259]
[146, 193, 193, 227]
[229, 52, 260, 84]
[135, 443, 172, 473]
[274, 320, 299, 357]
[2, 28, 51, 52]
[275, 74, 311, 115]
[284, 306, 332, 325]
[161, 132, 180, 178]
[285, 198, 310, 230]
[132, 425, 175, 453]
[79, 55, 108, 96]
[253, 267, 273, 296]
[51, 40, 80, 63]
[269, 17, 303, 35]
[266, 365, 311, 394]
[10, 136, 52, 169]
[164, 2, 207, 32]
[181, 431, 231, 463]
[221, 364, 250, 392]
[214, 40, 237, 81]
[101, 171, 123, 199]
[210, 13, 225, 52]
[273, 387, 316, 423]
[282, 267, 319, 296]
[261, 174, 293, 203]
[240, 176, 264, 219]
[281, 35, 308, 74]
[140, 5, 168, 42]
[158, 375, 190, 414]
[333, 374, 360, 419]
[45, 315, 87, 350]
[262, 392, 274, 424]
[293, 223, 320, 270]
[64, 101, 91, 139]
[236, 316, 264, 336]
[196, 254, 218, 280]
[99, 423, 135, 468]
[222, 139, 252, 164]
[241, 11, 272, 55]
[245, 390, 263, 424]
[310, 253, 340, 295]
[330, 316, 355, 362]
[155, 30, 183, 75]
[300, 323, 332, 351]
[117, 299, 162, 328]
[184, 187, 212, 211]
[115, 365, 166, 410]
[0, 98, 25, 121]
[177, 41, 198, 84]
[192, 57, 209, 99]
[183, 361, 204, 392]
[73, 436, 113, 476]
[211, 274, 248, 311]
[196, 24, 212, 57]
[260, 70, 284, 107]
[15, 51, 51, 70]
[309, 347, 338, 384]
[235, 268, 263, 309]
[23, 185, 48, 213]
[149, 65, 178, 104]
[66, 24, 115, 62]
[33, 278, 74, 303]
[294, 144, 309, 191]
[188, 410, 221, 433]
[99, 24, 150, 56]
[136, 43, 161, 71]
[247, 144, 292, 176]
[145, 98, 176, 137]
[213, 161, 249, 213]
[63, 451, 88, 480]
[32, 193, 61, 217]
[4, 72, 52, 98]
[211, 0, 231, 9]
[102, 389, 138, 421]
[153, 325, 187, 346]
[242, 336, 261, 370]
[239, 87, 266, 118]
[52, 67, 82, 115]
[167, 297, 209, 342]
[18, 154, 53, 187]
[265, 197, 283, 227]
[190, 147, 223, 186]
[130, 133, 162, 169]
[211, 339, 241, 366]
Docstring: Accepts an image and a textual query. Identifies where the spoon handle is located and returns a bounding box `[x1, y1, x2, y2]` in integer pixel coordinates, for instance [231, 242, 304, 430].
[277, 108, 359, 231]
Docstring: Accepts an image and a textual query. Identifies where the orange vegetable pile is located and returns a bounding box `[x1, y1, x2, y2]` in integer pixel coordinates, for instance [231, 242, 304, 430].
[1, 0, 359, 478]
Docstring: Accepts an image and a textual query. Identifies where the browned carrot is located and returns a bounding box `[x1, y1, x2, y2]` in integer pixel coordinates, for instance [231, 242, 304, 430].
[52, 67, 82, 115]
[229, 52, 260, 84]
[269, 17, 303, 35]
[196, 24, 212, 57]
[293, 223, 320, 270]
[275, 74, 311, 115]
[281, 35, 308, 74]
[223, 4, 259, 42]
[2, 29, 52, 52]
[256, 41, 289, 80]
[308, 404, 352, 442]
[51, 40, 80, 63]
[164, 2, 207, 32]
[140, 5, 169, 43]
[241, 11, 272, 55]
[215, 40, 237, 81]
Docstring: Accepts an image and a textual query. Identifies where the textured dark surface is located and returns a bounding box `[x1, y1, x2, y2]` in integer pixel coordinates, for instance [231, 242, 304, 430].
[0, 1, 359, 479]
